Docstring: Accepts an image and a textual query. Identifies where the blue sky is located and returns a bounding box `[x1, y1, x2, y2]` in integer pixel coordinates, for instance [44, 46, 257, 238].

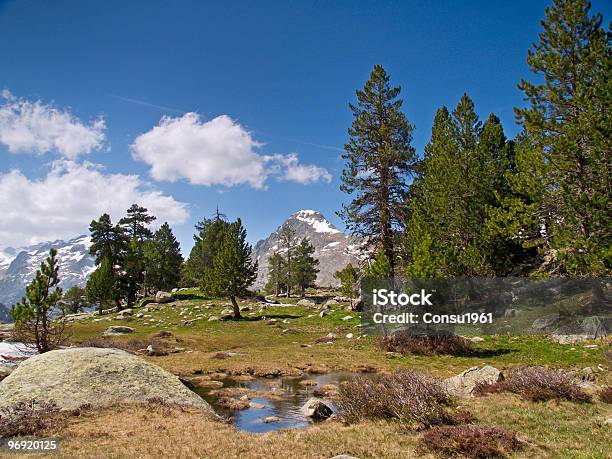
[1, 0, 610, 252]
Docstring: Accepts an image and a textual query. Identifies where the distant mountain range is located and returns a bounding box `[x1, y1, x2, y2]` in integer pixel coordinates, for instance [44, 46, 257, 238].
[0, 210, 365, 321]
[252, 210, 364, 289]
[0, 235, 95, 320]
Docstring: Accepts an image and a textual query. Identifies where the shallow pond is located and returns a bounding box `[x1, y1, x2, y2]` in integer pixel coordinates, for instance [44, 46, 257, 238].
[192, 371, 369, 433]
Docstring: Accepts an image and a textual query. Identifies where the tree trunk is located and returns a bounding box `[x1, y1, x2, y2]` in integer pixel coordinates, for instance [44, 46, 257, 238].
[230, 295, 241, 319]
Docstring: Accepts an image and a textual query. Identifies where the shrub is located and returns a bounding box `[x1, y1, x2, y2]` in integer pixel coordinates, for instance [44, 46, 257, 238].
[0, 401, 66, 437]
[420, 425, 523, 458]
[599, 386, 612, 403]
[378, 333, 474, 356]
[474, 366, 591, 402]
[337, 369, 464, 428]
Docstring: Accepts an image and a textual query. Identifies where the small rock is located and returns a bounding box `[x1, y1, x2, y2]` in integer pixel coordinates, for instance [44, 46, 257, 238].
[319, 310, 330, 318]
[180, 320, 193, 327]
[532, 313, 560, 331]
[155, 291, 174, 303]
[249, 402, 267, 409]
[136, 312, 144, 319]
[341, 315, 353, 321]
[208, 316, 219, 322]
[102, 326, 134, 336]
[300, 397, 333, 420]
[469, 336, 484, 342]
[263, 416, 280, 423]
[297, 299, 316, 307]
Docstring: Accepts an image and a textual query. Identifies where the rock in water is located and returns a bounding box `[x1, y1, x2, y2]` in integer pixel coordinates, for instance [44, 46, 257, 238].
[444, 365, 503, 398]
[300, 397, 333, 420]
[0, 347, 214, 412]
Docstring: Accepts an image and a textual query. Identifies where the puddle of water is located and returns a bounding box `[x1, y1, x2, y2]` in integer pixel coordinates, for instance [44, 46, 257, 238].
[192, 372, 370, 433]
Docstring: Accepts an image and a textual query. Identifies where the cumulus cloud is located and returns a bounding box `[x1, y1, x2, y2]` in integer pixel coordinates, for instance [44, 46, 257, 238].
[0, 90, 106, 159]
[0, 161, 188, 247]
[131, 113, 331, 189]
[267, 153, 332, 184]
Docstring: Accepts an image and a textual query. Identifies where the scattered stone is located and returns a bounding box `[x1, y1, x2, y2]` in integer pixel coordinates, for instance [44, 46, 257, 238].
[444, 365, 504, 398]
[300, 344, 312, 348]
[469, 336, 484, 342]
[282, 319, 290, 324]
[102, 326, 134, 336]
[249, 402, 267, 409]
[263, 416, 280, 423]
[136, 312, 144, 319]
[319, 309, 330, 318]
[208, 316, 219, 322]
[532, 313, 561, 331]
[180, 320, 193, 327]
[266, 319, 278, 325]
[155, 291, 174, 303]
[220, 309, 234, 320]
[341, 315, 353, 321]
[504, 309, 519, 318]
[300, 397, 333, 420]
[552, 334, 591, 344]
[239, 306, 251, 312]
[297, 299, 316, 307]
[346, 333, 354, 339]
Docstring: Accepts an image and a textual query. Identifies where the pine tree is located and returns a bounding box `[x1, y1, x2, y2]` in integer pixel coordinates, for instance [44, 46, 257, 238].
[62, 286, 85, 315]
[89, 213, 126, 308]
[339, 65, 417, 277]
[204, 219, 257, 318]
[85, 257, 116, 311]
[10, 249, 67, 353]
[277, 224, 297, 296]
[292, 238, 319, 296]
[510, 0, 611, 274]
[119, 204, 156, 305]
[144, 223, 184, 292]
[182, 214, 230, 288]
[367, 249, 391, 278]
[119, 204, 156, 242]
[406, 95, 515, 275]
[265, 252, 285, 296]
[334, 263, 360, 308]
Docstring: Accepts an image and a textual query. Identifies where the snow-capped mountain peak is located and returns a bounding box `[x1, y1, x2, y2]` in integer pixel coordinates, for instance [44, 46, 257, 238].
[0, 235, 95, 312]
[252, 210, 364, 288]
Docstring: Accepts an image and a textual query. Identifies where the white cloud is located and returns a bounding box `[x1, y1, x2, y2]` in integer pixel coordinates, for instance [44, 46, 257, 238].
[131, 113, 331, 188]
[0, 161, 188, 247]
[268, 153, 332, 184]
[0, 90, 106, 159]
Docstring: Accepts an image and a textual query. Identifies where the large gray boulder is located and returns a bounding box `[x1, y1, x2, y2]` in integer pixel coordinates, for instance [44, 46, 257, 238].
[444, 365, 503, 398]
[0, 347, 214, 412]
[532, 313, 561, 331]
[581, 316, 612, 338]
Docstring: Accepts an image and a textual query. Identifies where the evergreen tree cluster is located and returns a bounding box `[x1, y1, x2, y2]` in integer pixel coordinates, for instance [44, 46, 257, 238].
[265, 224, 320, 297]
[340, 0, 610, 277]
[86, 204, 184, 309]
[182, 211, 257, 318]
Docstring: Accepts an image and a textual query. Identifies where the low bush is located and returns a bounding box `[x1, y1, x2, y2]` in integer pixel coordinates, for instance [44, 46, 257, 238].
[0, 401, 66, 437]
[337, 369, 466, 428]
[599, 386, 612, 403]
[419, 425, 523, 458]
[378, 333, 474, 356]
[474, 366, 591, 402]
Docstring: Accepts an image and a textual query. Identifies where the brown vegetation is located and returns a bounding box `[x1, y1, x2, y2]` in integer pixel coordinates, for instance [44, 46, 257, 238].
[420, 425, 523, 458]
[378, 333, 474, 356]
[337, 369, 467, 428]
[474, 366, 591, 402]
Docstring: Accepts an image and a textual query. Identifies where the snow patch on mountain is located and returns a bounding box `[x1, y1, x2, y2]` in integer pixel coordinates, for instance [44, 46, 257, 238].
[0, 235, 95, 315]
[252, 210, 365, 289]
